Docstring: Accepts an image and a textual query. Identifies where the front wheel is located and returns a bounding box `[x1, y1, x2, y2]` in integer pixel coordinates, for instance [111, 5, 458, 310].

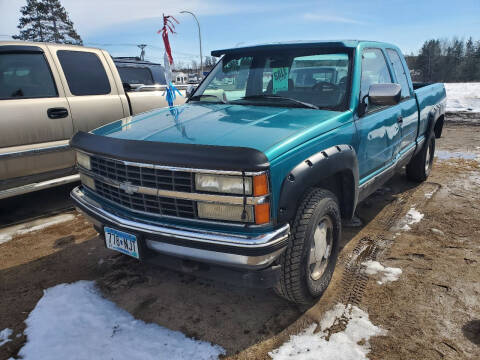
[275, 188, 341, 305]
[406, 134, 435, 182]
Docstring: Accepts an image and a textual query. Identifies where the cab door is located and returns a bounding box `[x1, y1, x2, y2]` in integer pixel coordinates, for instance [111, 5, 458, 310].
[0, 44, 75, 184]
[355, 48, 402, 180]
[386, 49, 418, 155]
[49, 46, 127, 133]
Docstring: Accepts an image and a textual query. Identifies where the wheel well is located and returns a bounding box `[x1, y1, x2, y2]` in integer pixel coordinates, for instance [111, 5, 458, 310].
[315, 170, 356, 220]
[434, 115, 444, 139]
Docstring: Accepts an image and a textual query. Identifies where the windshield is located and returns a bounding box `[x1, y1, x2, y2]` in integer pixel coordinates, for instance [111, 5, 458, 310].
[191, 48, 352, 110]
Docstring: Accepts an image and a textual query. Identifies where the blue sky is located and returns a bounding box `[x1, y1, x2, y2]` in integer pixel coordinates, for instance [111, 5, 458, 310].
[1, 0, 479, 66]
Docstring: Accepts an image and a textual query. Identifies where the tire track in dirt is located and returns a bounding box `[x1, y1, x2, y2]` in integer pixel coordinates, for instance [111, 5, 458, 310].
[335, 181, 441, 307]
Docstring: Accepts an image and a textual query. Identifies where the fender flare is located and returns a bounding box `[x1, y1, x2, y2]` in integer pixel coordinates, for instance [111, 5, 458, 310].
[426, 103, 445, 138]
[277, 144, 359, 223]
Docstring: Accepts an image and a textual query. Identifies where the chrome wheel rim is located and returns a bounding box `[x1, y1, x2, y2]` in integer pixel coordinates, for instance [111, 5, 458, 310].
[309, 216, 333, 281]
[425, 142, 432, 173]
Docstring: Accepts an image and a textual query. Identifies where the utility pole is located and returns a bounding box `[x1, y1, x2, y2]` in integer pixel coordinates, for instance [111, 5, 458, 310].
[180, 10, 203, 78]
[138, 44, 147, 61]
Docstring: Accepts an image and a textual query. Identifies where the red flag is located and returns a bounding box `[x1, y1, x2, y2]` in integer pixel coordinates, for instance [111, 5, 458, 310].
[158, 14, 179, 65]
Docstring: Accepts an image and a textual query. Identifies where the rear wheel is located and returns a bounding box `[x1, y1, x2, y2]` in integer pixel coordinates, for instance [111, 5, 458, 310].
[406, 134, 435, 182]
[275, 188, 341, 305]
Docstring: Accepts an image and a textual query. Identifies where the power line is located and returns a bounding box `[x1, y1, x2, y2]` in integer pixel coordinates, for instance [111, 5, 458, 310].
[83, 42, 200, 57]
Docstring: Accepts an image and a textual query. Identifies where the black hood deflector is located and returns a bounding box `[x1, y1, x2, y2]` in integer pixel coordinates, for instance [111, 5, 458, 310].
[70, 131, 269, 172]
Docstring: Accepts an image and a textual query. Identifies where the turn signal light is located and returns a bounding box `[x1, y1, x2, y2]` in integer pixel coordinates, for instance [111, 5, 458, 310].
[253, 174, 269, 196]
[255, 203, 270, 225]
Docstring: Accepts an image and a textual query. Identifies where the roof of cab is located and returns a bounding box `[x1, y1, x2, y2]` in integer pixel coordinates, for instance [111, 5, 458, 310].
[211, 40, 395, 56]
[0, 40, 101, 52]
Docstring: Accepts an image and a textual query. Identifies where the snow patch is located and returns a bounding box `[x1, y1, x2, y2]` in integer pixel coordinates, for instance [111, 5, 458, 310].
[0, 214, 75, 245]
[397, 207, 424, 231]
[362, 261, 402, 284]
[17, 281, 224, 360]
[445, 83, 480, 113]
[424, 190, 435, 199]
[0, 328, 13, 347]
[435, 150, 479, 161]
[269, 303, 386, 360]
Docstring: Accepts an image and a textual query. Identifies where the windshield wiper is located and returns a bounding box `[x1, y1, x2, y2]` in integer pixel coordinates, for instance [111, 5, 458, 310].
[235, 95, 319, 110]
[189, 94, 228, 104]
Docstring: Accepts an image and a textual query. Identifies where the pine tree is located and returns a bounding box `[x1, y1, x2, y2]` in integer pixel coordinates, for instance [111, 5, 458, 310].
[13, 0, 82, 45]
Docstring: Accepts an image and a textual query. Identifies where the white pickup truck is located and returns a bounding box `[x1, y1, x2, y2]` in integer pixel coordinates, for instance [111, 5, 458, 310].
[0, 41, 186, 199]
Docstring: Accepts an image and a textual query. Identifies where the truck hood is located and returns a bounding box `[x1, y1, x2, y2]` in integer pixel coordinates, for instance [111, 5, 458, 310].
[92, 103, 352, 160]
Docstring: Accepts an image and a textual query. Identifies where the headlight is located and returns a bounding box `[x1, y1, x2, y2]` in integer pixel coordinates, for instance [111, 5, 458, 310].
[80, 173, 95, 190]
[197, 202, 254, 222]
[76, 152, 91, 170]
[195, 174, 252, 195]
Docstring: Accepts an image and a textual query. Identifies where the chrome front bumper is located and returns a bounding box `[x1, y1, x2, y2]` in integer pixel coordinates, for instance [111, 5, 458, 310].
[71, 186, 290, 269]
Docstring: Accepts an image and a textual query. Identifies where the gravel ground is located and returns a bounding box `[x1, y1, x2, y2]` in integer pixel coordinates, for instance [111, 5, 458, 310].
[1, 116, 479, 359]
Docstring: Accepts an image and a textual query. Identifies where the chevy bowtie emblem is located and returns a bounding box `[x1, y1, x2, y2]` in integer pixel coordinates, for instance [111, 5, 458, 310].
[119, 181, 138, 195]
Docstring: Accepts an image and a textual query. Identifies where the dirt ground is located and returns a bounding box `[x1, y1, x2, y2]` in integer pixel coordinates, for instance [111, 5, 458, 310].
[1, 119, 479, 359]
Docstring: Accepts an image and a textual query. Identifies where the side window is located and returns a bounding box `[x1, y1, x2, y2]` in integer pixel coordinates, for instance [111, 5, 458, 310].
[360, 48, 392, 100]
[0, 52, 57, 99]
[386, 49, 410, 98]
[117, 66, 154, 86]
[57, 50, 111, 96]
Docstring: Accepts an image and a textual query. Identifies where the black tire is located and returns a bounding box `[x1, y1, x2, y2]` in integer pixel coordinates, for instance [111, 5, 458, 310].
[406, 134, 435, 182]
[274, 188, 341, 305]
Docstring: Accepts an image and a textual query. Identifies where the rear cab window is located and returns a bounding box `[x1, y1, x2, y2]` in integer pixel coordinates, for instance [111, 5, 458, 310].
[57, 50, 111, 96]
[386, 49, 411, 99]
[0, 52, 57, 99]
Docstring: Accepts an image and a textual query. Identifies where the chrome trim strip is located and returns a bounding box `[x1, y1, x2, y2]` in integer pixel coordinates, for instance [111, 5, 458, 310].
[81, 186, 266, 229]
[71, 186, 289, 247]
[80, 168, 269, 206]
[146, 241, 285, 269]
[358, 144, 417, 190]
[0, 174, 79, 200]
[76, 149, 266, 177]
[0, 144, 71, 159]
[358, 162, 396, 190]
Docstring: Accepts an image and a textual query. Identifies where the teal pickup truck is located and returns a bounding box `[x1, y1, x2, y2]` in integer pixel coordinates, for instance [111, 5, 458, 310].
[70, 41, 446, 304]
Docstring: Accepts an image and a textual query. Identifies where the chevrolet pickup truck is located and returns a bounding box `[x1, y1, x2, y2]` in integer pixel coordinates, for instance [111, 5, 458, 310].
[0, 41, 185, 199]
[70, 41, 446, 304]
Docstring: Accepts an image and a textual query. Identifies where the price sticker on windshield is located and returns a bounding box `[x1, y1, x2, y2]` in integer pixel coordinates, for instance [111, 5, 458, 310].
[272, 67, 289, 94]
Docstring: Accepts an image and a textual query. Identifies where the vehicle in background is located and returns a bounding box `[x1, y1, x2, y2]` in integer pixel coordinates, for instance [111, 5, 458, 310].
[173, 71, 188, 84]
[188, 73, 201, 84]
[70, 40, 446, 304]
[113, 57, 166, 90]
[0, 41, 186, 200]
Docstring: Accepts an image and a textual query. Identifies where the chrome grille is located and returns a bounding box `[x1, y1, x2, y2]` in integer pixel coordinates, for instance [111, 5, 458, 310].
[90, 156, 194, 192]
[89, 156, 196, 218]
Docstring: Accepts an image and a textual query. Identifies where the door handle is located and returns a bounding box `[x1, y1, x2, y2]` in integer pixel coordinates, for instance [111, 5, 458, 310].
[47, 107, 69, 119]
[397, 116, 403, 124]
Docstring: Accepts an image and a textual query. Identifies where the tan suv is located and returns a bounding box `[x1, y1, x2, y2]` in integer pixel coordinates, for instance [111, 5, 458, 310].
[0, 41, 186, 199]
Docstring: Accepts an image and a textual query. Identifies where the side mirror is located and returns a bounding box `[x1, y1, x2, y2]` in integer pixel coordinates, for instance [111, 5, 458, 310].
[368, 83, 401, 106]
[186, 84, 196, 99]
[358, 83, 401, 117]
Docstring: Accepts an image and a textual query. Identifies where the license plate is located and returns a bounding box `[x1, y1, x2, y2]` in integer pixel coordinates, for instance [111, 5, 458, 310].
[104, 227, 139, 259]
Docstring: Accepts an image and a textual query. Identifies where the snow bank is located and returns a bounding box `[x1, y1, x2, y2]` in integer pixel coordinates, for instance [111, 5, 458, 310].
[0, 214, 75, 245]
[270, 304, 385, 360]
[17, 281, 224, 360]
[362, 261, 402, 284]
[0, 328, 12, 347]
[445, 83, 480, 113]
